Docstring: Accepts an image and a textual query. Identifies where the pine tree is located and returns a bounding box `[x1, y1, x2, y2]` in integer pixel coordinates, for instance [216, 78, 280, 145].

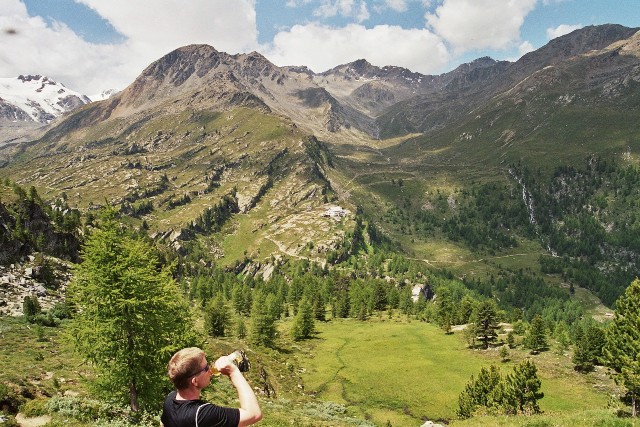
[507, 330, 516, 348]
[249, 291, 277, 347]
[573, 323, 605, 372]
[67, 209, 198, 412]
[504, 360, 544, 415]
[604, 278, 640, 417]
[499, 345, 509, 362]
[291, 297, 315, 341]
[204, 294, 229, 337]
[236, 318, 247, 339]
[457, 365, 503, 418]
[474, 300, 500, 349]
[524, 314, 547, 353]
[22, 295, 41, 319]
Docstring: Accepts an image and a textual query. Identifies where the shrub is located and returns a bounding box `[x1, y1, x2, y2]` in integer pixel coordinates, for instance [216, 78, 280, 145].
[20, 398, 49, 417]
[49, 302, 72, 320]
[0, 413, 20, 427]
[22, 296, 41, 319]
[45, 396, 116, 422]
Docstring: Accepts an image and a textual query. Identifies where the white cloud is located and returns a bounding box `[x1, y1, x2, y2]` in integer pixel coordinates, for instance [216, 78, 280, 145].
[286, 0, 313, 6]
[76, 0, 258, 56]
[356, 1, 371, 21]
[425, 0, 537, 53]
[264, 22, 450, 74]
[384, 0, 409, 12]
[519, 40, 534, 56]
[0, 0, 122, 93]
[313, 0, 372, 22]
[0, 0, 259, 94]
[546, 24, 582, 40]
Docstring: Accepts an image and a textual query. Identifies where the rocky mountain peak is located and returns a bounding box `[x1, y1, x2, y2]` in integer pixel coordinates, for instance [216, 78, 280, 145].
[515, 24, 639, 74]
[0, 74, 90, 125]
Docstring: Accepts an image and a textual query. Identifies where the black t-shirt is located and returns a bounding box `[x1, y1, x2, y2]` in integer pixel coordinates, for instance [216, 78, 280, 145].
[161, 390, 240, 427]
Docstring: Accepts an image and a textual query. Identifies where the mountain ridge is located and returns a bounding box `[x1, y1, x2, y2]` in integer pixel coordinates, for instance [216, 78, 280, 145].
[1, 23, 640, 267]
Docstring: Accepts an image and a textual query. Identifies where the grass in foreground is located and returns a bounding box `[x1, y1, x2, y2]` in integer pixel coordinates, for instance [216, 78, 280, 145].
[298, 316, 620, 427]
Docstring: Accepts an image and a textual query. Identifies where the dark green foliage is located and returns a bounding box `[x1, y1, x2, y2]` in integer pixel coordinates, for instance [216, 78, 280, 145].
[291, 297, 315, 341]
[518, 158, 640, 306]
[524, 315, 548, 354]
[457, 365, 503, 418]
[204, 294, 229, 337]
[474, 300, 500, 349]
[67, 208, 199, 412]
[49, 301, 72, 320]
[22, 295, 41, 319]
[235, 318, 247, 339]
[0, 183, 81, 263]
[249, 291, 277, 347]
[604, 278, 640, 417]
[458, 361, 543, 419]
[504, 360, 544, 415]
[189, 189, 238, 234]
[573, 322, 605, 372]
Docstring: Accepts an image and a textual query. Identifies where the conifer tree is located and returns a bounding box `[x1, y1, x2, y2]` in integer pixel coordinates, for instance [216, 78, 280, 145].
[573, 323, 605, 372]
[474, 300, 500, 349]
[604, 278, 640, 417]
[457, 365, 503, 418]
[524, 315, 547, 353]
[67, 209, 198, 412]
[22, 295, 41, 319]
[291, 297, 315, 341]
[504, 360, 544, 415]
[236, 318, 247, 339]
[205, 294, 229, 337]
[249, 291, 277, 347]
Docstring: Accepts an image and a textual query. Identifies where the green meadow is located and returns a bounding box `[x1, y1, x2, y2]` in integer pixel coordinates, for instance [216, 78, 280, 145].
[0, 311, 630, 427]
[298, 317, 617, 427]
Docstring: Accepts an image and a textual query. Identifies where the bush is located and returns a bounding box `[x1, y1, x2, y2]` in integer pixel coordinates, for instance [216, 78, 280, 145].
[45, 396, 115, 422]
[0, 383, 27, 414]
[0, 413, 20, 427]
[44, 396, 158, 427]
[49, 302, 72, 320]
[32, 313, 59, 328]
[22, 296, 41, 319]
[20, 398, 49, 417]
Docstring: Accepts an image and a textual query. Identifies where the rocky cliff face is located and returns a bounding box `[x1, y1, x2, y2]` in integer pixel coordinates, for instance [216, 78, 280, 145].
[0, 255, 71, 316]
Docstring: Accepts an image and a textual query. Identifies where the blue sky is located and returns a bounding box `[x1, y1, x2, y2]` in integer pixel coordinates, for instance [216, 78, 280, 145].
[1, 0, 638, 94]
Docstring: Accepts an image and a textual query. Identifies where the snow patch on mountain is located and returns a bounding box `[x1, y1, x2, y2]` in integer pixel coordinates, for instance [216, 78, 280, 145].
[0, 75, 90, 123]
[89, 88, 119, 102]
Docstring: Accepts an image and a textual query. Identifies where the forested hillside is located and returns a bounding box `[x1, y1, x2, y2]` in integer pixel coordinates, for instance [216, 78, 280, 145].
[2, 24, 640, 427]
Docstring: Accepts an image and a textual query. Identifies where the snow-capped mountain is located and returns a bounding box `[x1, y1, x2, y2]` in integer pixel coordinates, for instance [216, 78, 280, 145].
[88, 88, 118, 102]
[0, 75, 91, 124]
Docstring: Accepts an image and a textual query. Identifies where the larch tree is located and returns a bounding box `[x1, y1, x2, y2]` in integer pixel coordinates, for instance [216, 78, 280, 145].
[205, 293, 229, 337]
[604, 278, 640, 417]
[524, 314, 548, 354]
[249, 291, 277, 347]
[67, 210, 198, 412]
[291, 296, 315, 341]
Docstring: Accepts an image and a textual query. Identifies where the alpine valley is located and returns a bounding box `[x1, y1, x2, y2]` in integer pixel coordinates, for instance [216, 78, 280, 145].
[2, 23, 640, 427]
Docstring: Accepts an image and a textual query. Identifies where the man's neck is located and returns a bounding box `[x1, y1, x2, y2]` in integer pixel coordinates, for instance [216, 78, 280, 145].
[176, 388, 201, 401]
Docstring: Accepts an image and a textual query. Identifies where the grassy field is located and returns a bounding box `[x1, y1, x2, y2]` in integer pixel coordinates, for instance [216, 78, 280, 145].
[0, 317, 91, 400]
[297, 317, 620, 427]
[0, 313, 632, 427]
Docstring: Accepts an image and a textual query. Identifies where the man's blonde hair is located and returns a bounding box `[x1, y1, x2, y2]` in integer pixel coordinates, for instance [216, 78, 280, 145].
[168, 347, 206, 390]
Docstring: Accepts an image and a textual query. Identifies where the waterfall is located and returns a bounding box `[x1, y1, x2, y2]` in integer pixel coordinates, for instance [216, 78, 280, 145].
[509, 169, 557, 256]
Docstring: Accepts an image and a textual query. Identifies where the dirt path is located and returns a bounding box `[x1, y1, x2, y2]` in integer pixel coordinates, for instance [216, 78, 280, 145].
[15, 414, 51, 427]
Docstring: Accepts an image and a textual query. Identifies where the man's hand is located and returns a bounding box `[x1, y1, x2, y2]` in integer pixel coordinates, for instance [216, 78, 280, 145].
[213, 355, 238, 376]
